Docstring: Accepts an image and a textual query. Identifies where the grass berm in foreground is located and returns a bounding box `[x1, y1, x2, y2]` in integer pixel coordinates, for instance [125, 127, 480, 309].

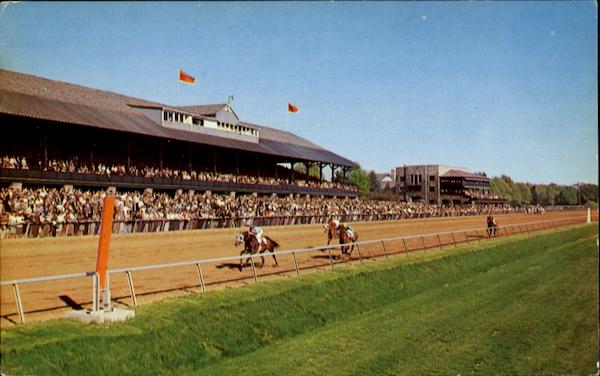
[0, 225, 597, 375]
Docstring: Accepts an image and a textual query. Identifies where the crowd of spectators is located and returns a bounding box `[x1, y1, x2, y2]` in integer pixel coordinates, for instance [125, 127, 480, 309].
[1, 186, 542, 232]
[1, 155, 357, 192]
[464, 190, 506, 201]
[1, 155, 28, 170]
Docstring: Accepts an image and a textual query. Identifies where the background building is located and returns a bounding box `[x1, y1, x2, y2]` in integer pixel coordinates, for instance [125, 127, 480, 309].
[395, 165, 505, 205]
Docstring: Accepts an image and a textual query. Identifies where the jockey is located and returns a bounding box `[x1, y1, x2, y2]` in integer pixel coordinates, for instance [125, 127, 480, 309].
[249, 224, 265, 246]
[329, 218, 340, 229]
[341, 223, 355, 239]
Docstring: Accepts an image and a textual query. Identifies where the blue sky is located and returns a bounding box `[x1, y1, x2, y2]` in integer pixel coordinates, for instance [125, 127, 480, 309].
[0, 1, 597, 185]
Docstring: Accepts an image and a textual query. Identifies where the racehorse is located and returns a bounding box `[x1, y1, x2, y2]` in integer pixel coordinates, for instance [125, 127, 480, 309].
[235, 231, 279, 271]
[487, 215, 498, 237]
[323, 217, 359, 257]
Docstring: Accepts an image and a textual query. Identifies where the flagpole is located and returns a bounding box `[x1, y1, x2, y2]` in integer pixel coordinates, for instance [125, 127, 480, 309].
[286, 103, 289, 131]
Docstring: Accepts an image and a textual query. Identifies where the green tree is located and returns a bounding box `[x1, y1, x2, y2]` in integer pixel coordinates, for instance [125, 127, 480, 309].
[579, 183, 598, 205]
[533, 185, 550, 205]
[516, 183, 532, 205]
[349, 167, 370, 195]
[293, 163, 321, 179]
[546, 184, 560, 205]
[490, 176, 511, 199]
[308, 164, 321, 179]
[556, 186, 577, 205]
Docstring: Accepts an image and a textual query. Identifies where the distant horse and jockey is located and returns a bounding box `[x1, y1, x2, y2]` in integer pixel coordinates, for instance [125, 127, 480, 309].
[324, 217, 359, 258]
[487, 215, 498, 237]
[235, 225, 279, 271]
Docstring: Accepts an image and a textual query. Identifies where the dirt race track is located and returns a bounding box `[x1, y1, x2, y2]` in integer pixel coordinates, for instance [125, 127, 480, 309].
[0, 210, 595, 328]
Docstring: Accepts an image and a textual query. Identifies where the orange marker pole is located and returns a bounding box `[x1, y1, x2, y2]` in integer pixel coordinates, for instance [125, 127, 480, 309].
[96, 195, 115, 289]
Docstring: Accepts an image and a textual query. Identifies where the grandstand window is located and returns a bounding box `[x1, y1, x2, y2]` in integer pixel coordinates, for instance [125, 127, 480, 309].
[429, 175, 435, 181]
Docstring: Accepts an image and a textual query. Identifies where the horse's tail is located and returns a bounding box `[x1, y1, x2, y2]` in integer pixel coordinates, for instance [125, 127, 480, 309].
[265, 236, 279, 249]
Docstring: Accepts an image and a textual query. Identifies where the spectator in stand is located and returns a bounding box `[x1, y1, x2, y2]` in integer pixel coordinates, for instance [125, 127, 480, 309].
[1, 185, 531, 239]
[1, 155, 357, 192]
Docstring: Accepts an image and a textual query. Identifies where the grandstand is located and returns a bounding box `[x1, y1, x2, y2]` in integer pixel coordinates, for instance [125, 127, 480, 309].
[0, 69, 357, 197]
[1, 71, 525, 239]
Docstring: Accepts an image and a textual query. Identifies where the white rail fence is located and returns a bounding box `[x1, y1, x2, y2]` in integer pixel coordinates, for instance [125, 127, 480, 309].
[0, 216, 587, 324]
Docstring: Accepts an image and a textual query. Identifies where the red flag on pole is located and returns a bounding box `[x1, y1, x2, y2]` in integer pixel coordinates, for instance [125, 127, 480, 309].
[288, 102, 299, 113]
[178, 70, 196, 85]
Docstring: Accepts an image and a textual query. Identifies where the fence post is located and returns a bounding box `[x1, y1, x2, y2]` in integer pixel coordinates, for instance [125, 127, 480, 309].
[356, 245, 363, 264]
[250, 257, 258, 283]
[103, 272, 111, 311]
[450, 232, 457, 247]
[381, 241, 388, 260]
[421, 236, 426, 253]
[437, 234, 443, 250]
[402, 238, 408, 255]
[327, 248, 335, 270]
[126, 270, 137, 308]
[292, 252, 300, 276]
[12, 283, 25, 324]
[464, 231, 470, 244]
[476, 230, 481, 242]
[195, 263, 207, 292]
[92, 273, 99, 312]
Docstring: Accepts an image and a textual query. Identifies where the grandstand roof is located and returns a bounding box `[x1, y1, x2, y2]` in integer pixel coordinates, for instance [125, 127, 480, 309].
[441, 169, 490, 180]
[0, 69, 356, 167]
[176, 104, 227, 116]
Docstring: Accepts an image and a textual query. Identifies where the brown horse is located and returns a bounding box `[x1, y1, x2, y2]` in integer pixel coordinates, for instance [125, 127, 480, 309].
[235, 231, 279, 271]
[323, 217, 359, 257]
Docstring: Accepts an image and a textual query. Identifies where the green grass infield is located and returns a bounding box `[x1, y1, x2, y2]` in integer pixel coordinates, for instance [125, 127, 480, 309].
[1, 224, 598, 375]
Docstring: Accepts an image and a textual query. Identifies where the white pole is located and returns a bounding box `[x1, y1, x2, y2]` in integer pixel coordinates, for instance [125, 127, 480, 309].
[587, 207, 591, 224]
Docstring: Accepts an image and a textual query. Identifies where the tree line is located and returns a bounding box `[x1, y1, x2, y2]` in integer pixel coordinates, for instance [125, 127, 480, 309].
[488, 175, 597, 207]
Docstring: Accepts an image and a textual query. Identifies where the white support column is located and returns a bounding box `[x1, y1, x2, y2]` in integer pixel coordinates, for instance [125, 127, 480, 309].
[103, 273, 111, 311]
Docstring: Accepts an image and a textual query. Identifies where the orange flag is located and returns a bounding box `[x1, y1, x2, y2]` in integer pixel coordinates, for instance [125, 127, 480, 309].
[288, 102, 299, 113]
[178, 70, 196, 85]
